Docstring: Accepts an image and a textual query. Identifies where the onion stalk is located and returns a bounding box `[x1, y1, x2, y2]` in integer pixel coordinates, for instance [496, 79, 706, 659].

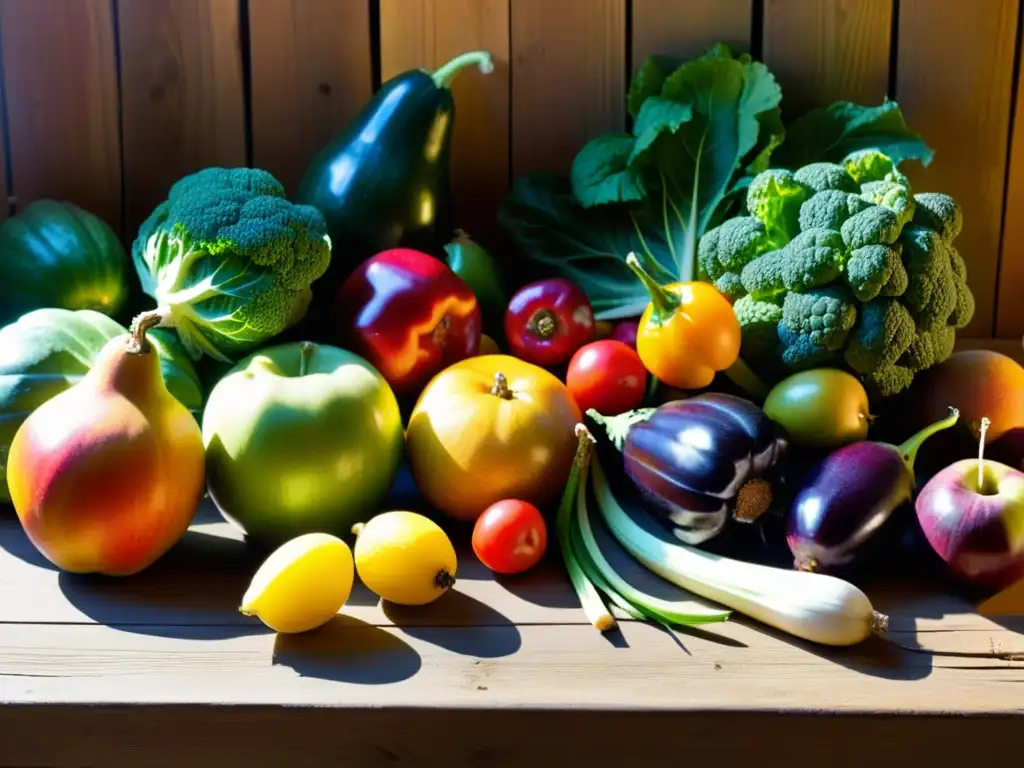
[590, 452, 889, 647]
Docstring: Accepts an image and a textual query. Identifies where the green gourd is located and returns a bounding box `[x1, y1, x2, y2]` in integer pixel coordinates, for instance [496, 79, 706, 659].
[0, 200, 130, 325]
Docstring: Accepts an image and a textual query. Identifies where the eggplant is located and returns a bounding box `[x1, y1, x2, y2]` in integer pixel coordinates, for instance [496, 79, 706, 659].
[619, 393, 788, 544]
[787, 406, 960, 572]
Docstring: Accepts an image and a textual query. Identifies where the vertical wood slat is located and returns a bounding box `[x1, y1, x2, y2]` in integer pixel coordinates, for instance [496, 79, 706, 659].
[631, 0, 753, 72]
[762, 0, 891, 119]
[0, 66, 9, 221]
[248, 0, 374, 197]
[117, 0, 247, 240]
[896, 0, 1019, 339]
[996, 45, 1024, 338]
[0, 0, 121, 230]
[511, 0, 627, 178]
[379, 0, 510, 245]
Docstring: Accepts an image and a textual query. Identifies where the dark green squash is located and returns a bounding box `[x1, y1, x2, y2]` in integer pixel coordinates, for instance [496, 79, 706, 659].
[295, 50, 494, 280]
[0, 200, 130, 325]
[0, 308, 204, 503]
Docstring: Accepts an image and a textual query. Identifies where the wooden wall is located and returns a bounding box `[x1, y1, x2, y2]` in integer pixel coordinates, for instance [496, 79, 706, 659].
[0, 0, 1021, 339]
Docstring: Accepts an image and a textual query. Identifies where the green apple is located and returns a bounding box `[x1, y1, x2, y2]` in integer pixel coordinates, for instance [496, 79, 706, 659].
[202, 340, 403, 547]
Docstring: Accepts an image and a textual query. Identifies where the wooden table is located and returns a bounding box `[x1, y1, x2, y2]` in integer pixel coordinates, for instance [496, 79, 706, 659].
[2, 495, 1023, 768]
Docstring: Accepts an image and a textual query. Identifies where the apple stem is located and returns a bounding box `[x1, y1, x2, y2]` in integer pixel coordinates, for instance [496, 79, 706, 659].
[978, 416, 991, 490]
[490, 372, 514, 400]
[298, 341, 315, 377]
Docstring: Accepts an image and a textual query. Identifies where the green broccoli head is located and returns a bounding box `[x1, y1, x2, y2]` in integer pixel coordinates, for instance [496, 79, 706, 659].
[792, 162, 858, 193]
[713, 271, 748, 302]
[697, 216, 769, 280]
[745, 169, 812, 246]
[797, 190, 873, 232]
[843, 298, 916, 375]
[899, 225, 958, 330]
[733, 293, 784, 360]
[132, 167, 333, 362]
[912, 192, 963, 241]
[840, 206, 902, 249]
[778, 285, 858, 368]
[843, 150, 895, 184]
[740, 229, 844, 299]
[897, 325, 957, 374]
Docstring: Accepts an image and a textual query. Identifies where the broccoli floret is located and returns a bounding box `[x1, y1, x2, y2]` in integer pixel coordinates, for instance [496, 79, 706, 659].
[733, 294, 784, 361]
[950, 274, 976, 330]
[840, 206, 902, 249]
[793, 162, 858, 193]
[698, 216, 768, 279]
[746, 169, 812, 246]
[898, 325, 957, 373]
[132, 167, 332, 362]
[948, 245, 967, 282]
[912, 192, 963, 241]
[899, 225, 958, 330]
[798, 190, 861, 231]
[843, 299, 916, 374]
[844, 244, 908, 301]
[863, 362, 915, 399]
[713, 271, 747, 302]
[779, 285, 858, 368]
[859, 174, 915, 229]
[843, 150, 895, 184]
[740, 229, 844, 298]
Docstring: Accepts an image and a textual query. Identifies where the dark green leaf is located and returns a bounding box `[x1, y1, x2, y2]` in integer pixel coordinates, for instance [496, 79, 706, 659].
[629, 96, 694, 164]
[571, 133, 647, 207]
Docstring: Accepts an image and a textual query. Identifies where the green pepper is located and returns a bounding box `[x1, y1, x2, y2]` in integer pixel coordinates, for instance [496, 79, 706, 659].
[443, 229, 507, 334]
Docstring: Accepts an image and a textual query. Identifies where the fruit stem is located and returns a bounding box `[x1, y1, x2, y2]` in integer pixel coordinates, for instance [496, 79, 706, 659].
[528, 308, 557, 339]
[351, 522, 366, 537]
[978, 416, 991, 490]
[127, 308, 168, 354]
[898, 406, 960, 476]
[431, 50, 494, 89]
[625, 252, 679, 320]
[435, 569, 456, 590]
[490, 372, 514, 400]
[298, 341, 315, 377]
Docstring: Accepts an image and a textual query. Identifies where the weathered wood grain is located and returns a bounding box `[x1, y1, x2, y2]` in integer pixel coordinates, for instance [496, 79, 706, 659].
[510, 0, 627, 177]
[0, 0, 121, 229]
[117, 0, 247, 239]
[997, 49, 1024, 338]
[379, 0, 510, 244]
[631, 0, 753, 70]
[763, 0, 892, 118]
[248, 0, 374, 196]
[895, 0, 1019, 338]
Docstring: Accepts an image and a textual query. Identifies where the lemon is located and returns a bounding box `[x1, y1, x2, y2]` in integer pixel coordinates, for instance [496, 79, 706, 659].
[352, 511, 457, 606]
[239, 532, 354, 633]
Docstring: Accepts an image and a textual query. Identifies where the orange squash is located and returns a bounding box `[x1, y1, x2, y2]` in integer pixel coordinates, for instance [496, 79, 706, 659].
[406, 354, 582, 522]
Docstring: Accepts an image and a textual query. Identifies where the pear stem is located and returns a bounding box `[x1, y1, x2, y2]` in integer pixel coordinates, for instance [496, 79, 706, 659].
[127, 309, 166, 354]
[978, 416, 991, 489]
[898, 406, 961, 476]
[431, 50, 494, 88]
[625, 252, 678, 319]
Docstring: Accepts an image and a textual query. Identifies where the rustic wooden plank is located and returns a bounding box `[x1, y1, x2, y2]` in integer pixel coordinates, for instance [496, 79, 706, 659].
[248, 0, 374, 196]
[996, 52, 1024, 338]
[117, 0, 247, 238]
[763, 0, 892, 118]
[379, 0, 510, 243]
[0, 74, 10, 221]
[0, 0, 121, 229]
[631, 0, 752, 70]
[510, 0, 627, 177]
[1, 706, 1022, 768]
[895, 0, 1018, 338]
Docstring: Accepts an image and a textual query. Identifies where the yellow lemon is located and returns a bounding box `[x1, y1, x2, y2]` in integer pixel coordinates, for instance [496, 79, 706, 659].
[239, 532, 354, 633]
[352, 511, 457, 606]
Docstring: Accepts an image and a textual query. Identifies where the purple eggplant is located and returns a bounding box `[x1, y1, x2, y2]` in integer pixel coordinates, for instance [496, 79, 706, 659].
[619, 393, 788, 544]
[787, 406, 960, 572]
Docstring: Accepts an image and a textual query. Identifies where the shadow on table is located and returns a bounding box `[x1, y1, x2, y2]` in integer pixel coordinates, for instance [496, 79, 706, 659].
[54, 506, 268, 640]
[0, 507, 59, 571]
[273, 614, 422, 684]
[382, 588, 523, 658]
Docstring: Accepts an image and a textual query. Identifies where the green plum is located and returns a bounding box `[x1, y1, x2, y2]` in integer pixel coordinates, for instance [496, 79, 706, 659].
[202, 341, 404, 548]
[763, 368, 872, 449]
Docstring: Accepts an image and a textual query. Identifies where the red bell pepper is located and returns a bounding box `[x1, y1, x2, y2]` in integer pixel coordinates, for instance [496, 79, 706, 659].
[334, 248, 482, 397]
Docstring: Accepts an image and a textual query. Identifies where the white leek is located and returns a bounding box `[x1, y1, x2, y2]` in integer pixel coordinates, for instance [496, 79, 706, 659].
[591, 457, 889, 647]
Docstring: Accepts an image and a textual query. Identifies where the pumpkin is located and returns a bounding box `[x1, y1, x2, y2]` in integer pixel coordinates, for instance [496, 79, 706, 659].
[405, 354, 582, 522]
[0, 200, 130, 325]
[0, 308, 204, 503]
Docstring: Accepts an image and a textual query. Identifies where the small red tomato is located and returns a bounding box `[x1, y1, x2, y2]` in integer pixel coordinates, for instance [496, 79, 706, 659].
[566, 340, 647, 416]
[504, 278, 595, 367]
[610, 319, 639, 349]
[472, 499, 548, 575]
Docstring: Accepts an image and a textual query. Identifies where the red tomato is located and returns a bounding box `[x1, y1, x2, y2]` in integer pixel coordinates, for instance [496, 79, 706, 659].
[504, 278, 595, 367]
[566, 340, 647, 416]
[472, 499, 548, 575]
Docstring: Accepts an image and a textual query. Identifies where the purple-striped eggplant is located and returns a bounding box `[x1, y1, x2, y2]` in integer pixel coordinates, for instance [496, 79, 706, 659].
[787, 406, 960, 572]
[610, 393, 788, 545]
